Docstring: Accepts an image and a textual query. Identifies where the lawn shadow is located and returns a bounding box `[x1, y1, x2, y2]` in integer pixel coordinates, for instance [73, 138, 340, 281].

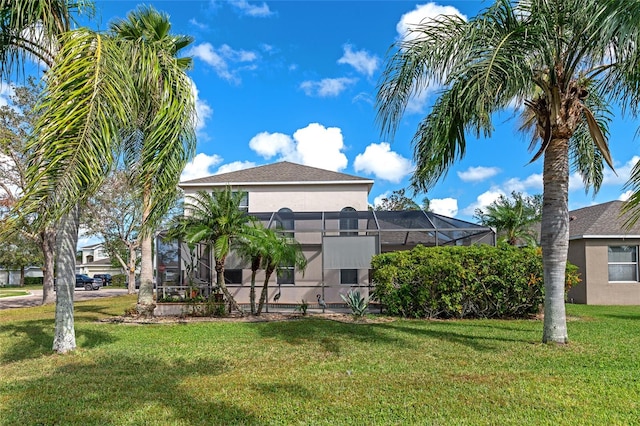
[0, 319, 116, 363]
[370, 320, 536, 351]
[0, 354, 260, 425]
[254, 317, 412, 355]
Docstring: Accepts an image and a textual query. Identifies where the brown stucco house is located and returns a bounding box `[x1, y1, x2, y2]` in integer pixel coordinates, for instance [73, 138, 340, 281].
[155, 161, 494, 311]
[567, 200, 640, 305]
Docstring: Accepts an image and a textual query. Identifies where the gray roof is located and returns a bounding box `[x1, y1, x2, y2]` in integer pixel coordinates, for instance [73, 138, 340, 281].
[569, 200, 640, 238]
[180, 161, 373, 185]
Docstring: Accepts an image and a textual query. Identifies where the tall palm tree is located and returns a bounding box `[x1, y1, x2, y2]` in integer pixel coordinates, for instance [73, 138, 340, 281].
[376, 0, 640, 343]
[109, 6, 196, 317]
[0, 1, 194, 351]
[178, 188, 256, 315]
[474, 192, 542, 246]
[256, 230, 307, 315]
[0, 0, 133, 353]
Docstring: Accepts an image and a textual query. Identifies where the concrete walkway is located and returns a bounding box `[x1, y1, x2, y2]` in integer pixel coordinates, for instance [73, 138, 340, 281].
[0, 288, 130, 310]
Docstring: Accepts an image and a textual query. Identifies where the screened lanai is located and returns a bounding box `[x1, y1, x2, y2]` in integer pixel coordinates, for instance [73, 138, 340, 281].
[155, 210, 495, 304]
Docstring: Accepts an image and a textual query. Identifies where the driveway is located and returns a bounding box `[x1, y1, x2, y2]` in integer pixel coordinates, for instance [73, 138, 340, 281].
[0, 287, 130, 310]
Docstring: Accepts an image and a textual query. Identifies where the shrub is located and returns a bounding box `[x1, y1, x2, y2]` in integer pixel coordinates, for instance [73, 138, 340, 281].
[24, 276, 43, 286]
[371, 244, 580, 319]
[112, 274, 127, 287]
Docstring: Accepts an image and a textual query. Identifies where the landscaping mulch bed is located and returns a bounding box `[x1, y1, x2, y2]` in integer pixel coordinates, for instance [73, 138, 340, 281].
[103, 312, 394, 325]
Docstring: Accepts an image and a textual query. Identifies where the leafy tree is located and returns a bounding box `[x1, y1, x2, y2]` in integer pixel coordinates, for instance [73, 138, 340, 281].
[376, 0, 640, 343]
[0, 78, 57, 303]
[83, 171, 142, 294]
[109, 6, 196, 317]
[0, 232, 41, 286]
[474, 192, 542, 246]
[174, 188, 256, 315]
[374, 188, 431, 211]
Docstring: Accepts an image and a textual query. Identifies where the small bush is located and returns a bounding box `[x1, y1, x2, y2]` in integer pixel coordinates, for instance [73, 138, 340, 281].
[24, 277, 43, 286]
[112, 274, 127, 287]
[341, 290, 368, 318]
[371, 244, 579, 319]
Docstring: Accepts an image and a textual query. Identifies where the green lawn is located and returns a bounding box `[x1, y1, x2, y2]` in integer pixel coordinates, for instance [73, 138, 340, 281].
[0, 289, 30, 298]
[1, 296, 638, 425]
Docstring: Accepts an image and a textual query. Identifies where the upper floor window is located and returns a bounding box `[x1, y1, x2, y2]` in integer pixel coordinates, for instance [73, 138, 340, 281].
[276, 208, 294, 237]
[233, 191, 249, 213]
[608, 245, 638, 282]
[340, 207, 358, 236]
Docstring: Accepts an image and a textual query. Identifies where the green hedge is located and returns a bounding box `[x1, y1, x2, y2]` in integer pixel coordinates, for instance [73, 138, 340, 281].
[24, 276, 43, 286]
[370, 244, 580, 319]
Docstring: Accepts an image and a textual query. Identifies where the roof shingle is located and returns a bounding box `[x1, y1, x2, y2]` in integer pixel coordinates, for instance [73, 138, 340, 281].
[569, 200, 640, 237]
[180, 161, 373, 185]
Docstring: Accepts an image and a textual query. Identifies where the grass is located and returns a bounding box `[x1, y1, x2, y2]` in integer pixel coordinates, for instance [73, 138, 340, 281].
[1, 296, 639, 425]
[0, 289, 30, 298]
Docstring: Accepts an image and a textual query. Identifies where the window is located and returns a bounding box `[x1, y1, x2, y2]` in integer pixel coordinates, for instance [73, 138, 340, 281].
[340, 207, 358, 236]
[277, 264, 295, 284]
[340, 269, 358, 285]
[224, 269, 243, 284]
[608, 246, 638, 282]
[276, 208, 294, 237]
[232, 191, 249, 213]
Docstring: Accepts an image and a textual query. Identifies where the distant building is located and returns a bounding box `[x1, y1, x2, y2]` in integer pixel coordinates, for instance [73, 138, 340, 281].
[76, 243, 122, 278]
[567, 200, 640, 304]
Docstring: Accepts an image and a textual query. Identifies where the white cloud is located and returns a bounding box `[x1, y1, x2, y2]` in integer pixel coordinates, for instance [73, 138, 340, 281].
[181, 153, 223, 181]
[189, 18, 208, 30]
[620, 190, 633, 201]
[337, 44, 379, 77]
[372, 191, 390, 208]
[604, 155, 640, 186]
[462, 189, 505, 216]
[215, 161, 256, 175]
[430, 198, 458, 217]
[0, 82, 14, 107]
[249, 123, 348, 172]
[395, 3, 466, 114]
[190, 80, 213, 132]
[188, 42, 257, 83]
[230, 0, 273, 17]
[503, 173, 543, 193]
[300, 77, 358, 97]
[397, 3, 467, 42]
[249, 132, 294, 159]
[353, 142, 413, 183]
[457, 166, 501, 183]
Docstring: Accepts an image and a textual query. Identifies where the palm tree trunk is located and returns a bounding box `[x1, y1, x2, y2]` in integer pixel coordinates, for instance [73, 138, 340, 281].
[256, 266, 274, 315]
[215, 257, 244, 315]
[137, 190, 155, 317]
[541, 138, 570, 344]
[136, 232, 155, 316]
[249, 269, 257, 315]
[127, 245, 137, 295]
[53, 205, 79, 354]
[40, 228, 56, 305]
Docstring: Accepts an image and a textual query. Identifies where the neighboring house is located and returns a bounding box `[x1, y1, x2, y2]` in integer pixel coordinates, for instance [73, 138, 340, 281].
[159, 161, 495, 306]
[0, 266, 43, 286]
[76, 243, 122, 278]
[567, 200, 640, 305]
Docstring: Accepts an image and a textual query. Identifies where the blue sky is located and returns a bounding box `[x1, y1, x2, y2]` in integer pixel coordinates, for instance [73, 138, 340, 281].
[12, 1, 640, 223]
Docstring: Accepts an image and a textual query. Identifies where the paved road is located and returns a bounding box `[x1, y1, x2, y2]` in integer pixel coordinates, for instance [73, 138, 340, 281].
[0, 287, 131, 309]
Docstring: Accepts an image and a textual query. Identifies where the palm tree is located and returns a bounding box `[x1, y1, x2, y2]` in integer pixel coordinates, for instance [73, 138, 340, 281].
[474, 192, 542, 246]
[256, 229, 307, 315]
[109, 6, 196, 317]
[0, 1, 194, 351]
[234, 224, 269, 315]
[376, 0, 640, 343]
[177, 188, 256, 315]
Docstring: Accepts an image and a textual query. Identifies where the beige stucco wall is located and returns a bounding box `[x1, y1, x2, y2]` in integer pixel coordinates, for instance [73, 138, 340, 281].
[182, 183, 370, 212]
[568, 238, 640, 305]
